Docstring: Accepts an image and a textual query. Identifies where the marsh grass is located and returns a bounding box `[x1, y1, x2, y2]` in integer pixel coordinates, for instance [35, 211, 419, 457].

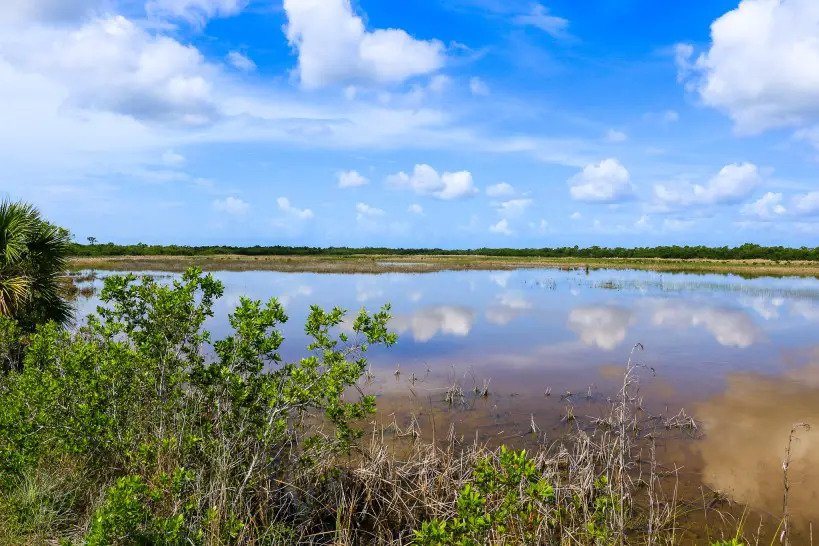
[69, 254, 819, 278]
[61, 273, 98, 301]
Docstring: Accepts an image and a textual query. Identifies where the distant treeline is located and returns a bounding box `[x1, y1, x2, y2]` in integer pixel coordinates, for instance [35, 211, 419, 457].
[69, 242, 819, 261]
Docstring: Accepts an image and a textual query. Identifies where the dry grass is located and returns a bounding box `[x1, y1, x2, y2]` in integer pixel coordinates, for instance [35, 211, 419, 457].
[69, 254, 819, 277]
[250, 345, 750, 545]
[0, 345, 787, 546]
[60, 275, 97, 301]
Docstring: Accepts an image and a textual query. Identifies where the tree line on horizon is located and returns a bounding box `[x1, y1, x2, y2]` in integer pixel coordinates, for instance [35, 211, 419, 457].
[69, 241, 819, 262]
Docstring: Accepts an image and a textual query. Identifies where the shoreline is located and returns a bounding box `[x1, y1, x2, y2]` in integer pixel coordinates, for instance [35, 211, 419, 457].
[70, 254, 819, 277]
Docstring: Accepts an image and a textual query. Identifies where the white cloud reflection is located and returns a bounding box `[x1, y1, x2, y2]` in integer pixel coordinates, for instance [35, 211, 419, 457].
[568, 306, 634, 350]
[649, 300, 762, 348]
[393, 305, 475, 342]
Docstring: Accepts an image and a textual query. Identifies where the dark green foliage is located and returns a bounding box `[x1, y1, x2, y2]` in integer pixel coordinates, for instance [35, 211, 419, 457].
[0, 267, 396, 544]
[67, 242, 819, 262]
[413, 447, 559, 545]
[84, 471, 200, 546]
[0, 200, 72, 332]
[0, 318, 23, 371]
[412, 447, 630, 546]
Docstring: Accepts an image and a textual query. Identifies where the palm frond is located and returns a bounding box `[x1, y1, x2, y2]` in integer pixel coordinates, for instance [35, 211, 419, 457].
[0, 200, 73, 329]
[0, 200, 37, 266]
[0, 275, 32, 316]
[26, 220, 70, 274]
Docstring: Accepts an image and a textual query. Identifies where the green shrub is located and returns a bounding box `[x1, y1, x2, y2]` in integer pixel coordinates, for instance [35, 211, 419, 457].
[413, 447, 556, 546]
[0, 267, 396, 543]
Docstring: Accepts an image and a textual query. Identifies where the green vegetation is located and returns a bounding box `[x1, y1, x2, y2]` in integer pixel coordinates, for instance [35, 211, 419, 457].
[0, 267, 396, 544]
[68, 242, 819, 262]
[0, 200, 72, 332]
[0, 267, 769, 544]
[413, 447, 561, 545]
[0, 203, 792, 543]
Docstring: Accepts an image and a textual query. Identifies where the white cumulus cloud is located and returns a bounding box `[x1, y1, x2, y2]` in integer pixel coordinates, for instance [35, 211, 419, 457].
[277, 196, 314, 219]
[283, 0, 445, 89]
[490, 218, 512, 235]
[569, 158, 633, 203]
[654, 163, 761, 207]
[741, 190, 819, 220]
[356, 202, 385, 220]
[408, 203, 424, 215]
[213, 196, 249, 215]
[486, 182, 514, 197]
[337, 170, 369, 188]
[226, 51, 256, 71]
[2, 15, 220, 126]
[496, 198, 532, 217]
[386, 164, 478, 200]
[677, 0, 819, 135]
[794, 192, 819, 216]
[741, 192, 787, 220]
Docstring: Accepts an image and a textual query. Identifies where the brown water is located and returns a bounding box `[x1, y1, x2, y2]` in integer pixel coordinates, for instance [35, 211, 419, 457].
[72, 267, 819, 535]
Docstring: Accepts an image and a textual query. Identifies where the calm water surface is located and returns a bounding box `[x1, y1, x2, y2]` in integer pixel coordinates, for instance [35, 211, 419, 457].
[72, 267, 819, 525]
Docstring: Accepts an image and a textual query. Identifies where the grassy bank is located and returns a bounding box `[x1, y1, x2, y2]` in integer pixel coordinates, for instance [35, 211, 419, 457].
[70, 253, 819, 277]
[1, 268, 791, 545]
[67, 243, 819, 263]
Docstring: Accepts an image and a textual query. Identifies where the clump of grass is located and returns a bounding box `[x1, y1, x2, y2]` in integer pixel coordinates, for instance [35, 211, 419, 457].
[61, 272, 98, 301]
[444, 381, 465, 406]
[78, 286, 96, 299]
[664, 408, 699, 432]
[473, 378, 490, 398]
[69, 271, 98, 283]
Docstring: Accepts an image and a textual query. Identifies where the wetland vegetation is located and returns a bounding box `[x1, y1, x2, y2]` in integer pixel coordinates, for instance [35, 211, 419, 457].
[70, 252, 819, 278]
[1, 200, 816, 544]
[0, 267, 788, 546]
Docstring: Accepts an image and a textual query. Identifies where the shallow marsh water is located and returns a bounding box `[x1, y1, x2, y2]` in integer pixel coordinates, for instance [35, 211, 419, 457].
[71, 267, 819, 534]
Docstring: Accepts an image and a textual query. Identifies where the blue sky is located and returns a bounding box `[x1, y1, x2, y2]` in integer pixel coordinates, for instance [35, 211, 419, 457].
[2, 0, 819, 247]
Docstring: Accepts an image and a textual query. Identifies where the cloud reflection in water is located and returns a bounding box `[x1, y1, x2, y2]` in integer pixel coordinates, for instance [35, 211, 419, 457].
[393, 305, 476, 342]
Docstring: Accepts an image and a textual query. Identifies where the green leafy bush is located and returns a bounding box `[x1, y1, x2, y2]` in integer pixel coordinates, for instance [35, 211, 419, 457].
[0, 267, 395, 543]
[413, 447, 557, 545]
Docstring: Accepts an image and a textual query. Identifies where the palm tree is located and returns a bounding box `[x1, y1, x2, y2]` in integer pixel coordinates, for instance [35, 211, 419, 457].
[0, 200, 72, 330]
